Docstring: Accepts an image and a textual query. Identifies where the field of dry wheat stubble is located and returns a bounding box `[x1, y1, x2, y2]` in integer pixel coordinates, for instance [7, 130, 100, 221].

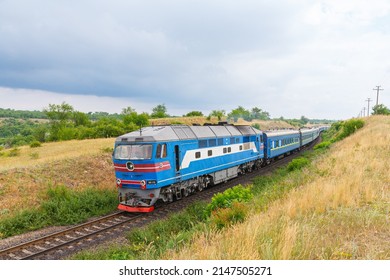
[165, 116, 390, 259]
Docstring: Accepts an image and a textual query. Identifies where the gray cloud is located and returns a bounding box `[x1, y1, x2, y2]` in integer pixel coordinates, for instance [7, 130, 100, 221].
[1, 0, 390, 119]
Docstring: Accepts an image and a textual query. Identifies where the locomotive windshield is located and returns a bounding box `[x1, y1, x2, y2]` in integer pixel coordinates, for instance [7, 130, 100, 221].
[114, 144, 152, 160]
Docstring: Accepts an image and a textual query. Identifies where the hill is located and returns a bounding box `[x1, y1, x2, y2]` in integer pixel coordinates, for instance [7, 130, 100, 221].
[0, 138, 115, 220]
[163, 115, 389, 259]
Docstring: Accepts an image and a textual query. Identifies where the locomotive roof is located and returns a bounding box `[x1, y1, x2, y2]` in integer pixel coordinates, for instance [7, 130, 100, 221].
[116, 125, 261, 143]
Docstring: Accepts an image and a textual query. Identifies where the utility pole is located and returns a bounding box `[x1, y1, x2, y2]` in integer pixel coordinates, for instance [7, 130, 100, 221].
[363, 107, 366, 117]
[366, 98, 372, 116]
[373, 85, 384, 106]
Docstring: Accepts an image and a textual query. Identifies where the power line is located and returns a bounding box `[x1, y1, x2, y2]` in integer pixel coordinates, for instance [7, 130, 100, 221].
[373, 85, 384, 106]
[366, 98, 372, 116]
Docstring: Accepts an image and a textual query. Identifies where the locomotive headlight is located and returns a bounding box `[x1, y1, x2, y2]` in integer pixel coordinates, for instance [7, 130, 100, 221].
[116, 179, 122, 187]
[126, 161, 135, 171]
[140, 180, 146, 190]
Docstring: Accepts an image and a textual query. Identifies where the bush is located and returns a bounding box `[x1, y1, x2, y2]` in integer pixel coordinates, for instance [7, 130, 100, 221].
[336, 119, 364, 140]
[204, 184, 253, 217]
[30, 141, 42, 148]
[314, 141, 331, 150]
[287, 157, 310, 172]
[7, 148, 20, 157]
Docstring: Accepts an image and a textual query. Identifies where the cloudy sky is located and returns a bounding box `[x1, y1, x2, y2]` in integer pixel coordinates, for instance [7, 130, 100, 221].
[1, 0, 390, 119]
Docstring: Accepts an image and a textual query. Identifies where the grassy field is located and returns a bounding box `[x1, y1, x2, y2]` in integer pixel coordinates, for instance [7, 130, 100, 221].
[0, 138, 117, 234]
[162, 116, 389, 259]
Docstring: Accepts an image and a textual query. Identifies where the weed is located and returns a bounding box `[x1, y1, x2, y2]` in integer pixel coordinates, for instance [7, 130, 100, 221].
[0, 186, 117, 238]
[7, 148, 20, 157]
[210, 202, 249, 229]
[29, 152, 39, 159]
[101, 147, 113, 154]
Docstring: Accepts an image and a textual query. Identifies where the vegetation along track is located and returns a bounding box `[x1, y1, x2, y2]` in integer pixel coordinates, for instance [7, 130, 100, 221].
[0, 137, 320, 260]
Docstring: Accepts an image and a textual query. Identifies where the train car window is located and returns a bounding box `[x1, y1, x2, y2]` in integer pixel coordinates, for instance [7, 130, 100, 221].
[223, 147, 227, 154]
[208, 150, 212, 156]
[156, 144, 167, 158]
[239, 145, 243, 151]
[243, 136, 249, 142]
[218, 138, 223, 146]
[228, 147, 232, 153]
[199, 140, 207, 148]
[209, 139, 216, 147]
[230, 137, 235, 144]
[195, 152, 201, 159]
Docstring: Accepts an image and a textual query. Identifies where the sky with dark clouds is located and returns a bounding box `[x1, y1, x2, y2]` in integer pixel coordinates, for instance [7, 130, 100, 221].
[1, 0, 390, 119]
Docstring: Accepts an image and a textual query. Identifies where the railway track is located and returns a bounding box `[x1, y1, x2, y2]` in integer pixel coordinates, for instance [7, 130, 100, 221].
[0, 137, 320, 260]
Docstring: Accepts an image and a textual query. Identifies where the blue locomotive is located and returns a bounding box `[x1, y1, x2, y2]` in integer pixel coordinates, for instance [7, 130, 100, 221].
[113, 124, 323, 212]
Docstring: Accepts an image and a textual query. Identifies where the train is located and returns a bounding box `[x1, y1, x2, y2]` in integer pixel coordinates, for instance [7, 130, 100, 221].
[112, 123, 328, 212]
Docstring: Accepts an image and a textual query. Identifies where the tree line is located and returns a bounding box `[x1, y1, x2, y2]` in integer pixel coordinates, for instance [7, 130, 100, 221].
[3, 101, 365, 148]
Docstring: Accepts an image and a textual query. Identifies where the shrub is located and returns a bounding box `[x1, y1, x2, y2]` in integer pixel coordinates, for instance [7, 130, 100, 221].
[7, 148, 20, 157]
[314, 141, 331, 150]
[30, 141, 42, 148]
[204, 184, 253, 217]
[336, 119, 364, 140]
[287, 157, 310, 172]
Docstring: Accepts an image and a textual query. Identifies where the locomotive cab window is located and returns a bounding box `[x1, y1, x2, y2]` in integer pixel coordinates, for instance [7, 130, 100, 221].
[114, 144, 152, 160]
[156, 143, 167, 158]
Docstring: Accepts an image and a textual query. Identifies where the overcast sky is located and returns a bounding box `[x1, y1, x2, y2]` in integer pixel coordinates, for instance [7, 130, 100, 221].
[1, 0, 390, 119]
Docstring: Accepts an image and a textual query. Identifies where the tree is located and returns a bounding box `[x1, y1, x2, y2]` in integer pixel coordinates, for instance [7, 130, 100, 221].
[372, 104, 390, 115]
[121, 106, 135, 115]
[300, 115, 309, 125]
[151, 104, 169, 118]
[228, 106, 251, 122]
[43, 102, 75, 141]
[209, 110, 226, 121]
[72, 111, 90, 126]
[44, 102, 74, 123]
[251, 107, 270, 120]
[185, 111, 204, 117]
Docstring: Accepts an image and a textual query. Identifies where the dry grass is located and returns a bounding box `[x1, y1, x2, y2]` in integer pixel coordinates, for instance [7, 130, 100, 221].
[149, 116, 294, 130]
[0, 138, 116, 217]
[164, 115, 390, 260]
[0, 138, 114, 172]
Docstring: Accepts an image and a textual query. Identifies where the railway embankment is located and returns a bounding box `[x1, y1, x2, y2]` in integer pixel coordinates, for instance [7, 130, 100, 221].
[164, 115, 389, 259]
[75, 116, 389, 260]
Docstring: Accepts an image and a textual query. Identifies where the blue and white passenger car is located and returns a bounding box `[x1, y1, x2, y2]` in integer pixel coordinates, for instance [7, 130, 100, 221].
[300, 128, 320, 147]
[113, 124, 264, 212]
[263, 130, 301, 163]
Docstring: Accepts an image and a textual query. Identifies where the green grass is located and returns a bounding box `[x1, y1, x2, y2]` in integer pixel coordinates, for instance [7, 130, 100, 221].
[75, 201, 208, 260]
[0, 185, 117, 238]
